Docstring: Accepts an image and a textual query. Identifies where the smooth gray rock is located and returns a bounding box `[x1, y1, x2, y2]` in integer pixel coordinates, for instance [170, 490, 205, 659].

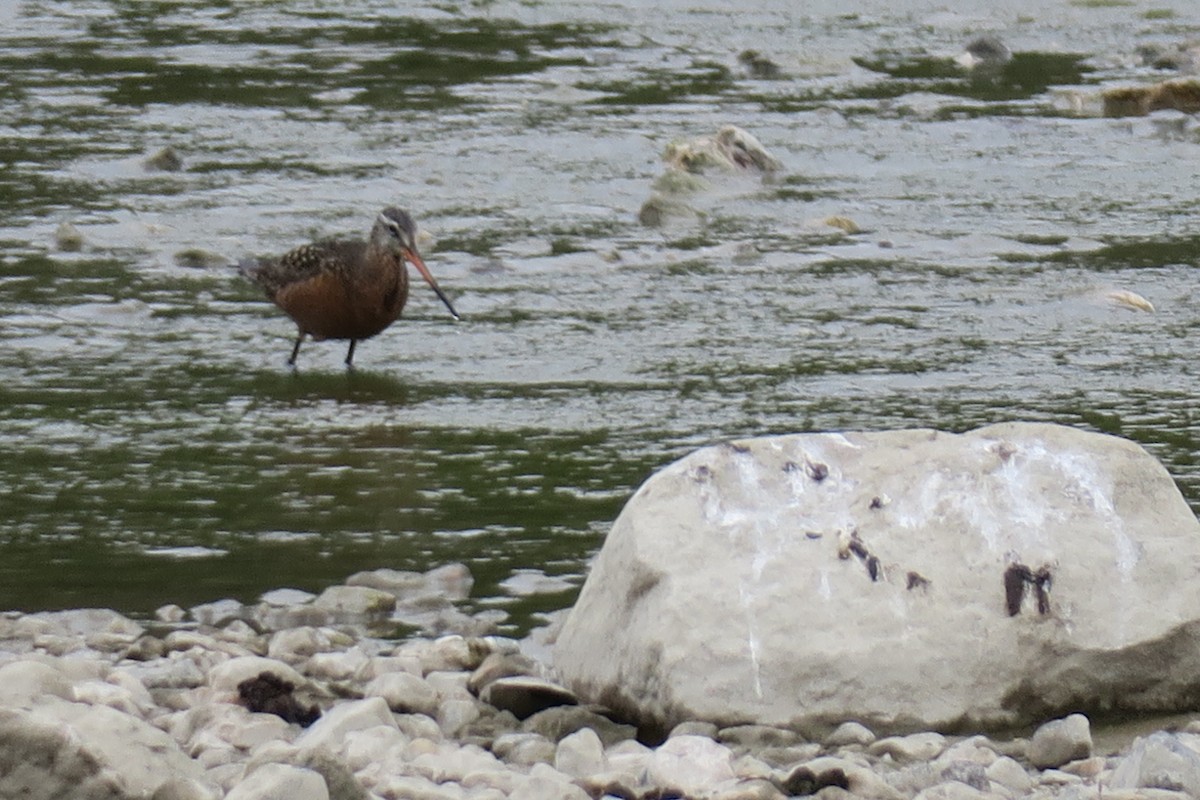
[1028, 713, 1092, 769]
[555, 423, 1200, 734]
[646, 735, 736, 797]
[480, 676, 578, 720]
[870, 733, 947, 762]
[0, 660, 74, 708]
[295, 698, 396, 753]
[364, 671, 439, 717]
[1109, 731, 1200, 795]
[310, 586, 396, 620]
[984, 756, 1032, 793]
[554, 727, 606, 779]
[825, 720, 876, 747]
[0, 698, 205, 799]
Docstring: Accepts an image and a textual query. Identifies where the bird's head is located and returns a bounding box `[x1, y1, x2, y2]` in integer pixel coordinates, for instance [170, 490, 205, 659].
[374, 206, 460, 320]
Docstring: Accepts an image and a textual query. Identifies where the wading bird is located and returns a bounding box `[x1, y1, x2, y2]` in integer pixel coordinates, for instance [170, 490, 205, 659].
[240, 207, 459, 367]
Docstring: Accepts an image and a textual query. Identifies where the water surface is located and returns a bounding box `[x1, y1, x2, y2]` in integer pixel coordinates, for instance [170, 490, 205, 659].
[1, 0, 1198, 632]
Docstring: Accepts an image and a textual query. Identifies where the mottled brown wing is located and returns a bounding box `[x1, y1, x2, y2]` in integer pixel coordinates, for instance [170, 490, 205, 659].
[241, 238, 367, 299]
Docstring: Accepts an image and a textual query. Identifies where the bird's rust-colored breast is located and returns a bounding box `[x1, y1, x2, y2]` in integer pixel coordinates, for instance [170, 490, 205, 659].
[267, 243, 410, 342]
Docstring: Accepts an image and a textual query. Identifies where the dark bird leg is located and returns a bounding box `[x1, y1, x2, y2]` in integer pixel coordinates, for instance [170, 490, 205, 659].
[345, 339, 357, 367]
[288, 332, 305, 366]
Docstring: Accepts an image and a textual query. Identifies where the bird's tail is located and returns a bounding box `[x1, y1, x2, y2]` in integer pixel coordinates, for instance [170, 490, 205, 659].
[235, 256, 264, 279]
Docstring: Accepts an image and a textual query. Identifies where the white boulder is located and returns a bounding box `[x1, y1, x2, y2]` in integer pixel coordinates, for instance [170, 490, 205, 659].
[555, 423, 1200, 734]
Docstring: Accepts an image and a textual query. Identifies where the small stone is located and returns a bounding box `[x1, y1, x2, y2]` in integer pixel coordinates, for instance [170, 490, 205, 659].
[869, 732, 947, 762]
[393, 713, 443, 742]
[1037, 768, 1081, 786]
[493, 732, 556, 766]
[718, 724, 804, 749]
[436, 698, 482, 737]
[260, 588, 317, 606]
[933, 738, 998, 768]
[126, 655, 206, 689]
[225, 763, 328, 800]
[304, 647, 370, 681]
[555, 727, 607, 779]
[190, 599, 244, 628]
[144, 146, 184, 172]
[426, 670, 472, 701]
[756, 743, 822, 769]
[268, 628, 330, 663]
[173, 249, 228, 269]
[155, 604, 187, 623]
[822, 215, 861, 234]
[824, 721, 876, 747]
[424, 563, 475, 601]
[480, 676, 578, 720]
[647, 735, 736, 797]
[311, 586, 396, 619]
[54, 222, 84, 251]
[467, 651, 539, 694]
[1058, 755, 1106, 779]
[1028, 713, 1092, 769]
[1109, 731, 1200, 796]
[576, 771, 640, 800]
[938, 760, 989, 791]
[985, 755, 1032, 793]
[732, 753, 774, 780]
[510, 765, 592, 800]
[400, 635, 476, 673]
[0, 660, 74, 707]
[670, 720, 719, 739]
[255, 605, 334, 632]
[365, 671, 440, 716]
[295, 697, 397, 752]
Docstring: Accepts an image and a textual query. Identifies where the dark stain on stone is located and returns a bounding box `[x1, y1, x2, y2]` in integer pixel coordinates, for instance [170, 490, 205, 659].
[237, 671, 319, 727]
[806, 461, 829, 482]
[783, 765, 850, 796]
[1003, 564, 1027, 616]
[1004, 562, 1053, 617]
[906, 571, 931, 591]
[847, 531, 869, 560]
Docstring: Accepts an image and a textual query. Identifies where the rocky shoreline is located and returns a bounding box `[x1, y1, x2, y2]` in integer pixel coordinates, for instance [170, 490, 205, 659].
[2, 563, 1199, 800]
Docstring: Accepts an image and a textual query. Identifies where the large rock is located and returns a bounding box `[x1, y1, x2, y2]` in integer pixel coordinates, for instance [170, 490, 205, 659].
[0, 699, 206, 799]
[554, 423, 1200, 735]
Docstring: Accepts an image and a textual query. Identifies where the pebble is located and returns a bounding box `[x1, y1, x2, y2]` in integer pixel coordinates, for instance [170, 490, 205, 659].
[870, 732, 948, 762]
[365, 670, 440, 716]
[985, 755, 1033, 793]
[554, 726, 607, 778]
[1028, 713, 1093, 769]
[825, 720, 877, 747]
[647, 735, 736, 796]
[478, 676, 577, 720]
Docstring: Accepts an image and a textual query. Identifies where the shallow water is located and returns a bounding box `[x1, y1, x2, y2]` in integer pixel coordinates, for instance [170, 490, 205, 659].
[1, 0, 1198, 633]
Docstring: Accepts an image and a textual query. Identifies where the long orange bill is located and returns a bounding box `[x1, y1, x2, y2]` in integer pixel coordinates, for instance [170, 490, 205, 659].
[405, 248, 460, 320]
